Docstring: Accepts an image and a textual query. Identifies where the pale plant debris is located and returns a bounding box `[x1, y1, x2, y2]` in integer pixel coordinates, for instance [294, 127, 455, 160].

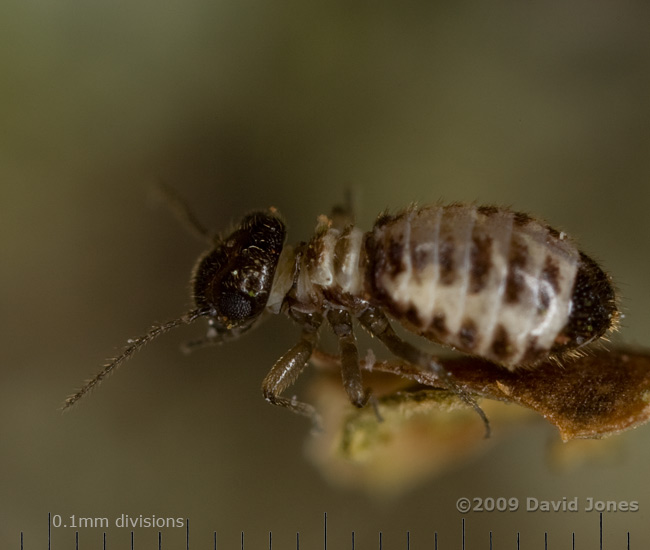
[305, 364, 525, 495]
[359, 347, 650, 441]
[306, 347, 650, 494]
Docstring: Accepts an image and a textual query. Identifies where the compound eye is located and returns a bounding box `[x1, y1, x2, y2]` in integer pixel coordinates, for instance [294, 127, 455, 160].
[217, 292, 253, 322]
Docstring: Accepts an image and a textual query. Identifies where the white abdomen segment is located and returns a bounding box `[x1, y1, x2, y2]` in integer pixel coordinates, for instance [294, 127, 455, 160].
[366, 204, 580, 367]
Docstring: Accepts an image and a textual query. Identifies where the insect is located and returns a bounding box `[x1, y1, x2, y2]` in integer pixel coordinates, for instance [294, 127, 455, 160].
[64, 187, 619, 439]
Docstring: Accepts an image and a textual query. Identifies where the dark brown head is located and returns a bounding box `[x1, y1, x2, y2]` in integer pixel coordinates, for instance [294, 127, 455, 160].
[552, 252, 618, 354]
[63, 195, 288, 411]
[192, 211, 286, 337]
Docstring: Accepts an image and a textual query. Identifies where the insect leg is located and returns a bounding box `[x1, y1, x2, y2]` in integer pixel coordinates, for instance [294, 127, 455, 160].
[180, 321, 257, 353]
[357, 306, 491, 438]
[262, 314, 323, 429]
[180, 336, 220, 353]
[326, 309, 369, 408]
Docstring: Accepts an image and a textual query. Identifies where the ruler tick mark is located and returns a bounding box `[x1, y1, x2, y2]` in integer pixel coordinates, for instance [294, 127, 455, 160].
[462, 518, 465, 550]
[600, 512, 603, 550]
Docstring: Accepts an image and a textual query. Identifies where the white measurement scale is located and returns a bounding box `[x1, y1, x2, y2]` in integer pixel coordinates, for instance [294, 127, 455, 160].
[13, 512, 634, 549]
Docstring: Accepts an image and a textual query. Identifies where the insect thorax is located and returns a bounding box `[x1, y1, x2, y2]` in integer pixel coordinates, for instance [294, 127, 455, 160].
[270, 224, 369, 316]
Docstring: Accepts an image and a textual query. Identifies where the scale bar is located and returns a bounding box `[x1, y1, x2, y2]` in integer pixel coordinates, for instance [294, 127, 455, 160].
[37, 510, 636, 548]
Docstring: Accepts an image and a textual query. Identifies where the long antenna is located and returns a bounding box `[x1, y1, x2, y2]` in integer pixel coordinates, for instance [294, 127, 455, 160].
[153, 181, 215, 245]
[63, 308, 208, 409]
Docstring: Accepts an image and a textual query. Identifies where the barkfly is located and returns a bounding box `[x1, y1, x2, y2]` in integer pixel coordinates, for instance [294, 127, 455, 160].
[64, 185, 619, 438]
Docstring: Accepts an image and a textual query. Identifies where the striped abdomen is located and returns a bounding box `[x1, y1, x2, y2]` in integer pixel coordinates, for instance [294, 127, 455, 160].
[365, 204, 618, 368]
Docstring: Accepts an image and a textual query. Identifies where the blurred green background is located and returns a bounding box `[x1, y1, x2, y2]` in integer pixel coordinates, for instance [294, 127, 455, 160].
[2, 0, 650, 547]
